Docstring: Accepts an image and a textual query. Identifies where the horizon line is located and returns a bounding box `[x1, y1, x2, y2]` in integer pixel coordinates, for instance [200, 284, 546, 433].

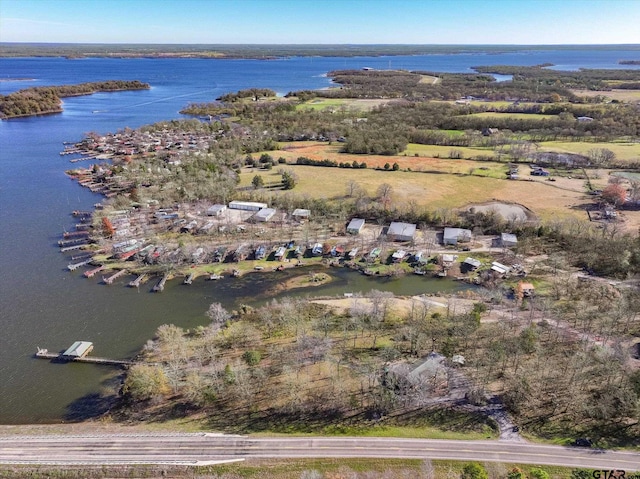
[2, 42, 640, 47]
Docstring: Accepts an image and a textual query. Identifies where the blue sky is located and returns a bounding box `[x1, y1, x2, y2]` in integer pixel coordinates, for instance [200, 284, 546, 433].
[1, 0, 639, 44]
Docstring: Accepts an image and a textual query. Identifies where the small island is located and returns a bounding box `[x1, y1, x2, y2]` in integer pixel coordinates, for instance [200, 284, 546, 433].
[619, 60, 640, 65]
[0, 80, 150, 119]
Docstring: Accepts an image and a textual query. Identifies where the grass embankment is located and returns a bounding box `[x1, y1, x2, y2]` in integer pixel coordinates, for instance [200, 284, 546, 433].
[0, 460, 579, 479]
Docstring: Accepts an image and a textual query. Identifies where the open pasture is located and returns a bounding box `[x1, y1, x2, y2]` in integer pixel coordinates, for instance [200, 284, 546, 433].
[465, 111, 557, 120]
[538, 140, 640, 162]
[241, 163, 591, 221]
[572, 88, 640, 103]
[297, 98, 394, 111]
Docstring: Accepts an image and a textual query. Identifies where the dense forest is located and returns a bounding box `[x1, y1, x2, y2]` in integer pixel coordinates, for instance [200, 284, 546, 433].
[0, 80, 149, 119]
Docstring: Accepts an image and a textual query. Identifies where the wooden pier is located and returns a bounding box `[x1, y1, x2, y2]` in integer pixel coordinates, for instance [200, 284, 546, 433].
[102, 269, 127, 285]
[35, 348, 131, 368]
[67, 258, 93, 271]
[153, 274, 168, 292]
[83, 265, 105, 278]
[60, 244, 87, 253]
[128, 273, 147, 288]
[58, 238, 89, 247]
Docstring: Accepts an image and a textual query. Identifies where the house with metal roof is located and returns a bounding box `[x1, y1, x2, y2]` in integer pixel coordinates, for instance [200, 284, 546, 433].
[292, 209, 310, 220]
[501, 233, 518, 247]
[253, 208, 276, 222]
[443, 227, 472, 246]
[347, 218, 365, 234]
[229, 200, 268, 211]
[387, 222, 416, 242]
[463, 257, 482, 270]
[207, 204, 227, 216]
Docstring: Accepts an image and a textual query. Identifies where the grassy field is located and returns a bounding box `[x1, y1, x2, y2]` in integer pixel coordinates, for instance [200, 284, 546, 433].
[538, 140, 640, 162]
[297, 98, 393, 111]
[572, 88, 640, 103]
[0, 459, 579, 479]
[242, 163, 590, 221]
[466, 112, 558, 120]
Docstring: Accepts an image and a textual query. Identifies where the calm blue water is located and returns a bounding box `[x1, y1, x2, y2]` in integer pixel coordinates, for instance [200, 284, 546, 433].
[0, 48, 638, 424]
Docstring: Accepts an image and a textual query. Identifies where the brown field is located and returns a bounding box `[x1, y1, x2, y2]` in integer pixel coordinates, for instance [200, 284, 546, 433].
[571, 88, 640, 103]
[255, 142, 640, 229]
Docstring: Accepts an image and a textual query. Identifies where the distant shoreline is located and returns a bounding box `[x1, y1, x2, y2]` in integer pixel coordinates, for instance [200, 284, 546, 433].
[1, 43, 639, 60]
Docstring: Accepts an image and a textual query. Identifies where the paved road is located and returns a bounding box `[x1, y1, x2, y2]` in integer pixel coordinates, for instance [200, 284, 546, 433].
[0, 434, 638, 470]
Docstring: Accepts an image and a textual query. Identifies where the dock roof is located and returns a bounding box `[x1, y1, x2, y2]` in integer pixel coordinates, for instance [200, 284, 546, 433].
[62, 341, 93, 357]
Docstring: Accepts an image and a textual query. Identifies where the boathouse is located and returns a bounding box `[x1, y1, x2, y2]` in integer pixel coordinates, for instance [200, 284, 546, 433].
[62, 341, 94, 358]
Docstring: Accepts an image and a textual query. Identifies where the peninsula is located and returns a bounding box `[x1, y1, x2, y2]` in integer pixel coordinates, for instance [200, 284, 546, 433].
[0, 80, 150, 119]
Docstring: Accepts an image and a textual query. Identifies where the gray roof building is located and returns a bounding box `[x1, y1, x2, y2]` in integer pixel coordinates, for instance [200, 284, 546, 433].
[347, 218, 365, 234]
[501, 233, 518, 247]
[387, 222, 417, 241]
[443, 227, 472, 245]
[62, 341, 94, 358]
[253, 208, 276, 222]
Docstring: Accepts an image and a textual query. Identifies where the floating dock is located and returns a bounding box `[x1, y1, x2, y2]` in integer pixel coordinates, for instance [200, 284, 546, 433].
[35, 346, 131, 368]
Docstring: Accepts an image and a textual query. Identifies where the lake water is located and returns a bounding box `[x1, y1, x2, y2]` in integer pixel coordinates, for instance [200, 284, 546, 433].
[1, 48, 638, 424]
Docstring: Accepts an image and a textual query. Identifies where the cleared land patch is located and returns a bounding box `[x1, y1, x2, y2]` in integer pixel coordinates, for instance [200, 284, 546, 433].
[538, 140, 640, 162]
[241, 164, 590, 221]
[572, 88, 640, 103]
[297, 98, 394, 111]
[465, 112, 557, 120]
